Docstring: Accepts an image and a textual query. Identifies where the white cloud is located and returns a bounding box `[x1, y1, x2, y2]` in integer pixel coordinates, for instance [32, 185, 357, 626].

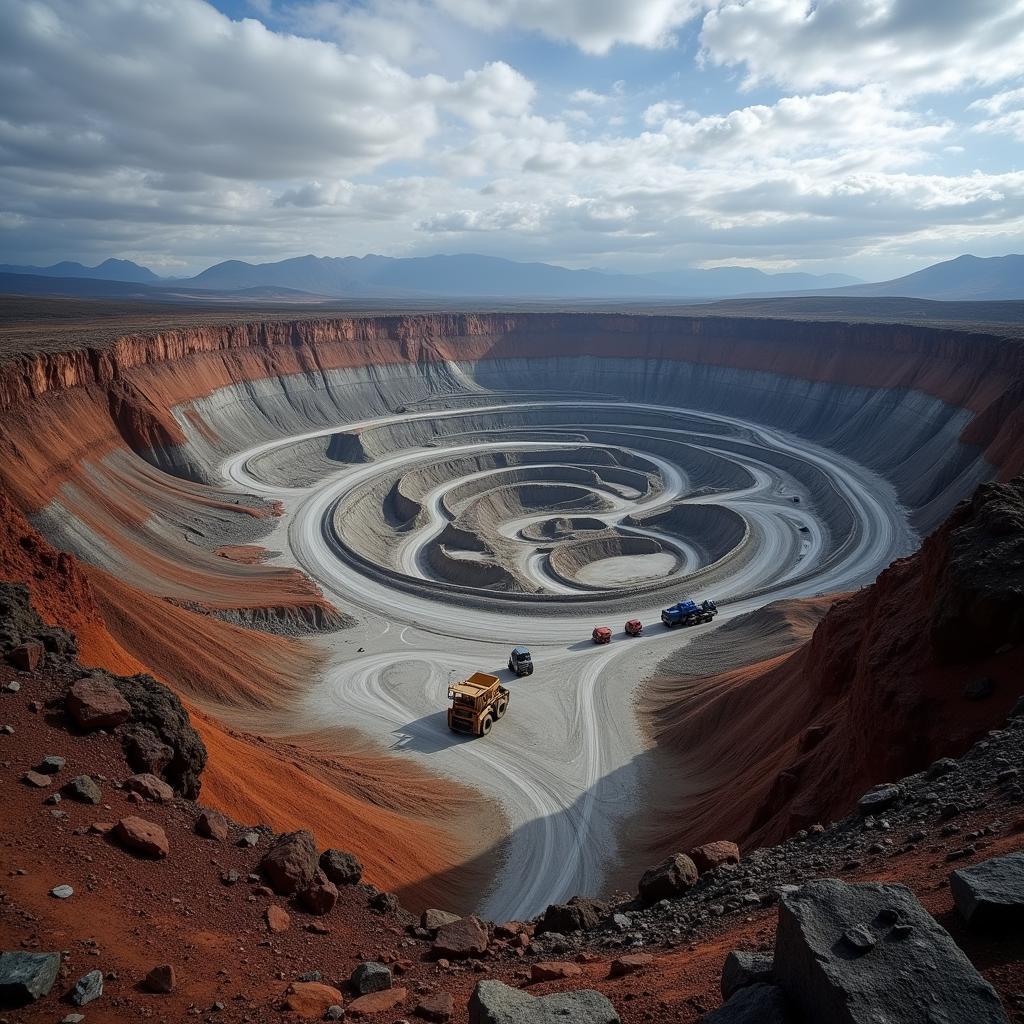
[970, 87, 1024, 142]
[700, 0, 1024, 96]
[436, 0, 707, 55]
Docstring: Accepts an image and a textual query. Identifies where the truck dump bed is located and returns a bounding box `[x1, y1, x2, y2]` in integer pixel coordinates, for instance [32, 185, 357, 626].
[449, 671, 500, 700]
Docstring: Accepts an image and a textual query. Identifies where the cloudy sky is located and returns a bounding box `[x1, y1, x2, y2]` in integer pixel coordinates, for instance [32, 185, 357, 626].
[1, 0, 1023, 278]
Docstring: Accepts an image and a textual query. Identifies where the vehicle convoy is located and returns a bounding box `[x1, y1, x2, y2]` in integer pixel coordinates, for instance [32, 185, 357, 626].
[447, 672, 510, 736]
[625, 619, 644, 636]
[508, 646, 534, 676]
[661, 598, 718, 628]
[592, 626, 612, 644]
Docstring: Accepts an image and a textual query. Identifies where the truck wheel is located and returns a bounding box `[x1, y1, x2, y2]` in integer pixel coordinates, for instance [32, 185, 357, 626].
[495, 699, 507, 719]
[527, 665, 533, 675]
[480, 715, 494, 735]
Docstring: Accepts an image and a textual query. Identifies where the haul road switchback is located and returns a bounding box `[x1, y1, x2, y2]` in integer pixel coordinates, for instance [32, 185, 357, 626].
[217, 392, 917, 921]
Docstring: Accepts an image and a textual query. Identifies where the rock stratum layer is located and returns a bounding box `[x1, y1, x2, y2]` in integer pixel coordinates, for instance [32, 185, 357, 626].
[1, 309, 1023, 913]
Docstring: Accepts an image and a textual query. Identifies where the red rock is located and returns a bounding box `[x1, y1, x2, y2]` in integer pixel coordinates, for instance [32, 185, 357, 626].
[282, 981, 345, 1019]
[113, 816, 168, 858]
[415, 992, 454, 1022]
[9, 641, 43, 671]
[143, 964, 176, 993]
[67, 677, 131, 731]
[89, 821, 114, 835]
[260, 830, 318, 895]
[306, 921, 331, 935]
[432, 916, 488, 959]
[195, 808, 228, 842]
[609, 953, 655, 978]
[22, 770, 51, 788]
[531, 961, 582, 982]
[123, 773, 174, 803]
[689, 841, 741, 874]
[348, 987, 408, 1017]
[265, 905, 290, 933]
[300, 869, 338, 915]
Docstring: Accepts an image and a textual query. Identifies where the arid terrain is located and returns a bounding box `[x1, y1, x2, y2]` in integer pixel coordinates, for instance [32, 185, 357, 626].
[1, 296, 1023, 1022]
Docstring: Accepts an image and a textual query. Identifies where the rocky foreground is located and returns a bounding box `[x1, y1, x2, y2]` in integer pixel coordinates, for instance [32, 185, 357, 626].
[1, 580, 1023, 1023]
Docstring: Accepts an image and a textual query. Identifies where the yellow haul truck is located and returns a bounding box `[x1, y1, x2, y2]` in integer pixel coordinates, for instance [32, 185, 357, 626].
[447, 671, 510, 736]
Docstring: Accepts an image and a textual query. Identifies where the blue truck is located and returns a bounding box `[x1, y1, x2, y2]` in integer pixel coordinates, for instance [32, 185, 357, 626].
[661, 598, 718, 628]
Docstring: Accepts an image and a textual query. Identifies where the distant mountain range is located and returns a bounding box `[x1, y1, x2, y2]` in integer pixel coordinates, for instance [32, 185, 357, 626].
[0, 251, 1020, 302]
[0, 258, 161, 284]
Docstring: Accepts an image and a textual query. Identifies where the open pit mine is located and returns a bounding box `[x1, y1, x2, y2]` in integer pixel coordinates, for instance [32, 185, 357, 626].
[2, 308, 1023, 1021]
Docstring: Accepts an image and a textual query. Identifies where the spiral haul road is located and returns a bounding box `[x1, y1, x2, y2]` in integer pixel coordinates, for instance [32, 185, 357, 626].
[219, 394, 916, 920]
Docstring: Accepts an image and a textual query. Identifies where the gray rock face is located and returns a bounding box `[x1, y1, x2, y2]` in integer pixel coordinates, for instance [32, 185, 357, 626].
[71, 969, 103, 1006]
[721, 950, 774, 1000]
[702, 983, 793, 1024]
[774, 879, 1008, 1024]
[351, 961, 392, 995]
[950, 852, 1024, 929]
[0, 951, 61, 1007]
[469, 979, 619, 1024]
[638, 853, 699, 904]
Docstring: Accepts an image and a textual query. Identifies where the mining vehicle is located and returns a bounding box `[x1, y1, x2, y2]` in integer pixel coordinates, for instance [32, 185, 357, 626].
[447, 671, 509, 736]
[592, 626, 612, 644]
[661, 599, 718, 628]
[508, 646, 534, 676]
[625, 619, 644, 637]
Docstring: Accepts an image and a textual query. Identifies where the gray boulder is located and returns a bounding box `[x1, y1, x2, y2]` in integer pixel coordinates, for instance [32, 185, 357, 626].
[774, 878, 1008, 1024]
[351, 961, 392, 995]
[62, 775, 102, 804]
[638, 853, 698, 904]
[721, 950, 774, 1000]
[320, 848, 363, 886]
[856, 784, 901, 815]
[469, 979, 619, 1024]
[536, 895, 608, 934]
[0, 951, 61, 1007]
[702, 983, 793, 1023]
[950, 851, 1024, 929]
[71, 969, 103, 1006]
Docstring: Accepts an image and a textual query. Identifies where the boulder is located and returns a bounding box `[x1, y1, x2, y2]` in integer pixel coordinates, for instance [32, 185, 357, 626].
[22, 770, 51, 788]
[261, 830, 318, 895]
[319, 848, 363, 885]
[111, 674, 207, 798]
[123, 727, 174, 777]
[774, 878, 1007, 1024]
[856, 784, 901, 816]
[143, 964, 176, 994]
[369, 890, 400, 913]
[609, 953, 654, 978]
[536, 895, 608, 933]
[66, 677, 131, 731]
[950, 851, 1024, 929]
[62, 775, 101, 804]
[638, 853, 699, 904]
[348, 986, 407, 1017]
[37, 755, 65, 775]
[8, 641, 43, 671]
[690, 841, 740, 874]
[282, 981, 345, 1019]
[416, 991, 454, 1022]
[351, 962, 392, 995]
[123, 773, 174, 803]
[702, 983, 793, 1024]
[721, 950, 774, 1000]
[195, 808, 229, 842]
[531, 961, 582, 982]
[300, 869, 338, 916]
[421, 908, 461, 933]
[432, 916, 489, 959]
[265, 905, 290, 933]
[0, 950, 61, 1006]
[113, 816, 169, 858]
[70, 969, 103, 1006]
[469, 980, 619, 1024]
